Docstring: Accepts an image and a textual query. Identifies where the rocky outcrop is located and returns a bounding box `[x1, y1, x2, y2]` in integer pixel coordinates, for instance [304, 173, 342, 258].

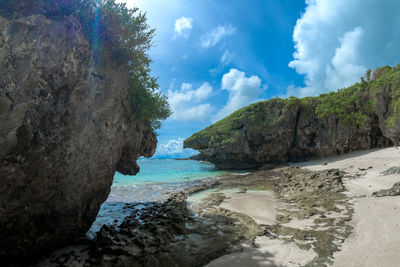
[185, 66, 400, 169]
[380, 166, 400, 176]
[373, 182, 400, 197]
[34, 184, 260, 266]
[0, 13, 156, 262]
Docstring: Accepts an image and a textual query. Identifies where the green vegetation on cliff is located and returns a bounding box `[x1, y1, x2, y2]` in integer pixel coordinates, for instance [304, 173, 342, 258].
[315, 65, 400, 128]
[185, 98, 289, 149]
[185, 64, 400, 149]
[0, 0, 171, 129]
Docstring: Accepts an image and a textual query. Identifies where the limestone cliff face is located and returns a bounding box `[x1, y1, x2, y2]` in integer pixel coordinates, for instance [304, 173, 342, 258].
[0, 14, 156, 260]
[185, 66, 400, 169]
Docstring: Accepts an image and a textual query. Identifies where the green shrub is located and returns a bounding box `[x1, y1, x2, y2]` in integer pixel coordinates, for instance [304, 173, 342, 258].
[315, 83, 371, 127]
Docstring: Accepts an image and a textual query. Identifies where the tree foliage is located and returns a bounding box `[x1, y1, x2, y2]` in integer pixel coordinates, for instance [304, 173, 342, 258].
[0, 0, 171, 130]
[365, 69, 371, 81]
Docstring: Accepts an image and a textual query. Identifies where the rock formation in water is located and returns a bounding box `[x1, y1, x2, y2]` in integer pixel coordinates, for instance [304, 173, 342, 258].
[185, 65, 400, 169]
[0, 7, 157, 262]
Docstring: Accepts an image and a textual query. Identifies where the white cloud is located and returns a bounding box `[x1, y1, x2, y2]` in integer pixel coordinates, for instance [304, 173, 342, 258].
[177, 104, 214, 121]
[289, 0, 400, 97]
[174, 17, 193, 39]
[154, 138, 198, 158]
[201, 25, 236, 48]
[220, 50, 233, 65]
[212, 69, 264, 123]
[325, 27, 366, 90]
[168, 83, 214, 121]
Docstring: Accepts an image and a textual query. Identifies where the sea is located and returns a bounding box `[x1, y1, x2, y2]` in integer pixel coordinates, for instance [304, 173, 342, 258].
[108, 158, 225, 202]
[88, 158, 225, 236]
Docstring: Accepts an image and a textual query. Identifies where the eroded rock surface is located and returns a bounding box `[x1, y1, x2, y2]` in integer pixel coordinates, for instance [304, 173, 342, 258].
[0, 14, 156, 261]
[35, 190, 260, 267]
[373, 182, 400, 197]
[380, 166, 400, 176]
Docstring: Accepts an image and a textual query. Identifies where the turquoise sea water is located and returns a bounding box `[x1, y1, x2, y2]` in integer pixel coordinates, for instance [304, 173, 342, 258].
[89, 159, 224, 236]
[113, 158, 223, 186]
[106, 159, 225, 202]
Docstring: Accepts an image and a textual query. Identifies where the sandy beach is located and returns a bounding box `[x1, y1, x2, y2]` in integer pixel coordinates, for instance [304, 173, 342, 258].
[297, 148, 400, 267]
[205, 147, 400, 266]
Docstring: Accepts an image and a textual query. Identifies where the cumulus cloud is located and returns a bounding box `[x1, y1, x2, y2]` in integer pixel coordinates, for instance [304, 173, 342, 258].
[212, 69, 263, 122]
[174, 103, 214, 122]
[289, 0, 400, 97]
[153, 138, 198, 158]
[168, 83, 214, 121]
[174, 17, 193, 39]
[325, 27, 366, 90]
[201, 25, 236, 48]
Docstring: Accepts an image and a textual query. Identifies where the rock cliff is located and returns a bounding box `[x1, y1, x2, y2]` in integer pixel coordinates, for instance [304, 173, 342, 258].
[0, 12, 156, 262]
[185, 65, 400, 169]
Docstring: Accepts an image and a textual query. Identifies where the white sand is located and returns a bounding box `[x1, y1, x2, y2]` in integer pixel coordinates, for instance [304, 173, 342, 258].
[207, 147, 400, 266]
[207, 237, 317, 267]
[187, 187, 317, 266]
[204, 190, 317, 266]
[219, 190, 278, 225]
[294, 147, 400, 267]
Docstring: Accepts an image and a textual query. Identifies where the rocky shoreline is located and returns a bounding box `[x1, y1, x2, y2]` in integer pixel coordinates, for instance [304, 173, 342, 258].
[31, 147, 400, 267]
[33, 163, 356, 266]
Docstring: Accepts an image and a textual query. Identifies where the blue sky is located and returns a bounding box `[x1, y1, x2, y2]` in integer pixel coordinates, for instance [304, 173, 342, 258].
[117, 0, 400, 158]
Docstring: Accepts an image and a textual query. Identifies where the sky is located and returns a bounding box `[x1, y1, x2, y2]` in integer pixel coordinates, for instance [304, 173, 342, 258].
[116, 0, 400, 158]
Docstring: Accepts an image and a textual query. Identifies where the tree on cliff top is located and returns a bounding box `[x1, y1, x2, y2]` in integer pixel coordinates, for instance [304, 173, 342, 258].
[0, 0, 171, 130]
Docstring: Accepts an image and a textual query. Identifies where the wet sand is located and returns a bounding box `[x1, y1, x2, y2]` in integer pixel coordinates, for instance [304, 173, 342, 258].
[219, 190, 277, 225]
